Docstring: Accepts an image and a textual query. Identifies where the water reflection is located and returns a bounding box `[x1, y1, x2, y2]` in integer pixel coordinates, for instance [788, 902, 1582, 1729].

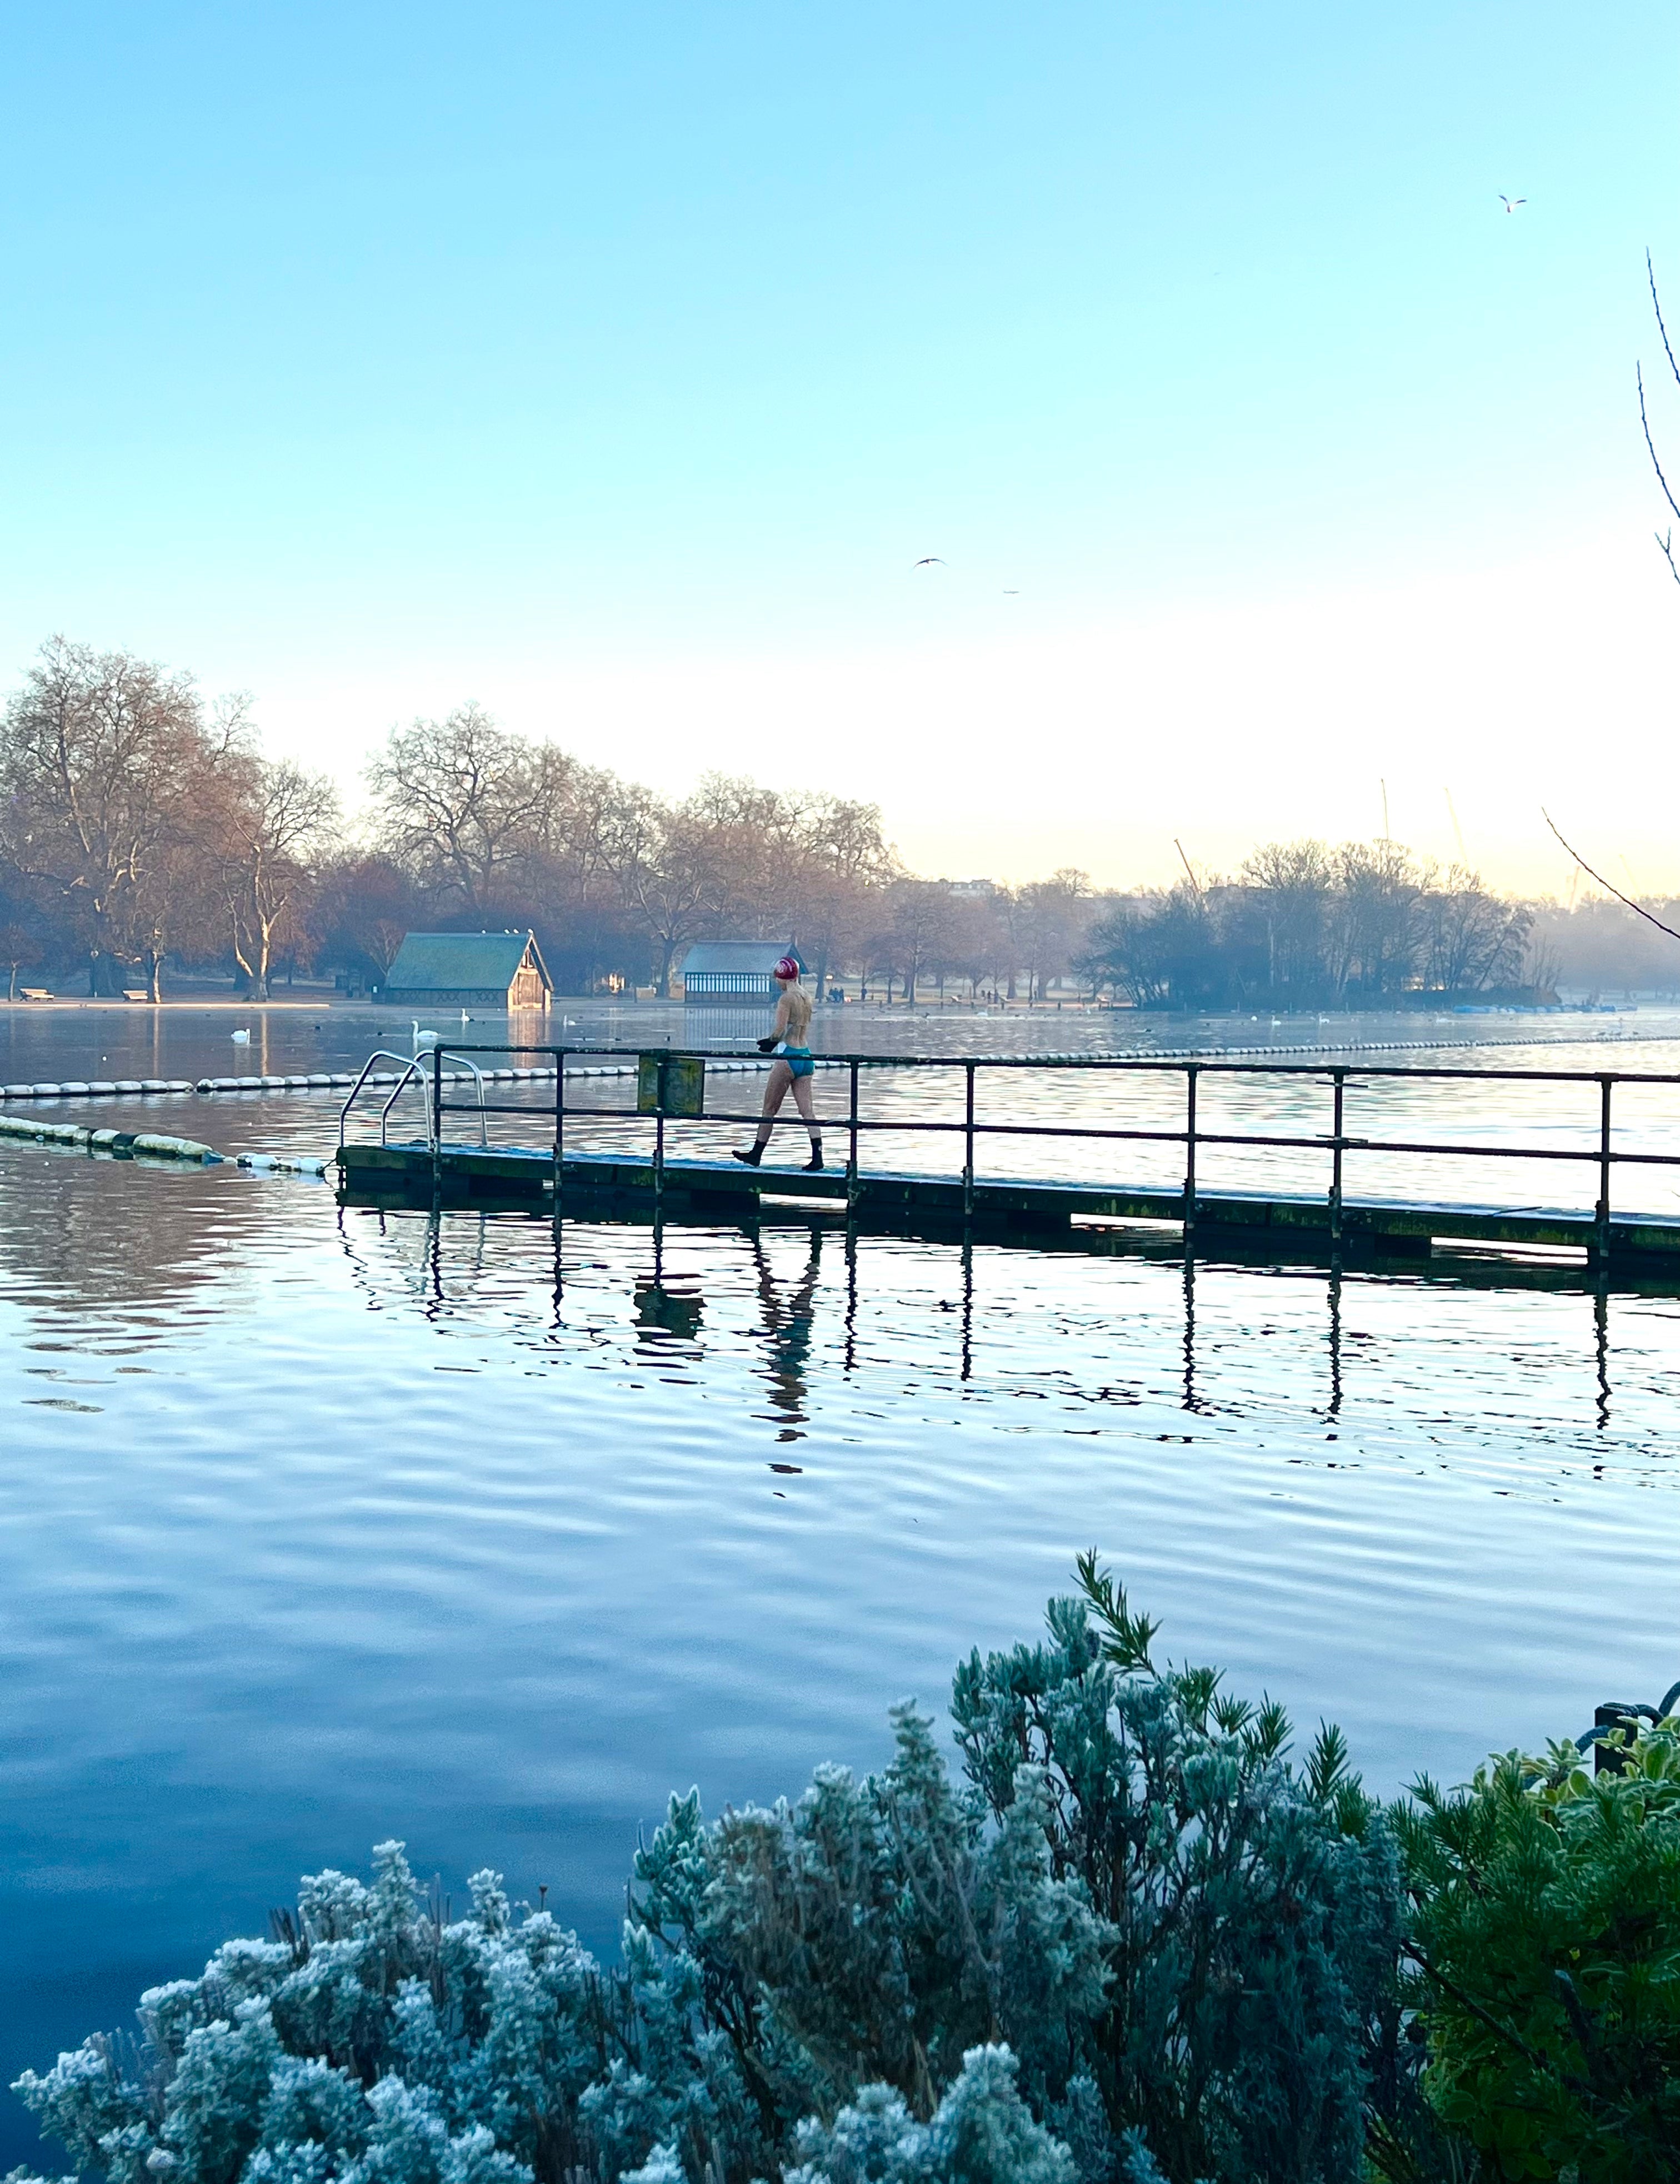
[636, 1227, 706, 1350]
[315, 1193, 1662, 1436]
[748, 1229, 822, 1438]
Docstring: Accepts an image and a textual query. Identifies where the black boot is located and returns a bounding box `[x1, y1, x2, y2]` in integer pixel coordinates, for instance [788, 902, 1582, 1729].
[804, 1137, 823, 1172]
[732, 1143, 765, 1167]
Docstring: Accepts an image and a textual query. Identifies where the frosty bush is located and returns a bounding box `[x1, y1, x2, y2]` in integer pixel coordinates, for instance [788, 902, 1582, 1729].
[7, 1566, 1418, 2184]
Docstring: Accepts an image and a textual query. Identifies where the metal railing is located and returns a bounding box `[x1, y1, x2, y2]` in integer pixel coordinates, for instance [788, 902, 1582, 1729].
[339, 1050, 489, 1150]
[392, 1044, 1680, 1247]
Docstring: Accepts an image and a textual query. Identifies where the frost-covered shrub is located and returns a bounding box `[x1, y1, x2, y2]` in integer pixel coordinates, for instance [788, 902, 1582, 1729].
[629, 1703, 1113, 2139]
[782, 2045, 1075, 2183]
[948, 1556, 1409, 2182]
[7, 1567, 1412, 2184]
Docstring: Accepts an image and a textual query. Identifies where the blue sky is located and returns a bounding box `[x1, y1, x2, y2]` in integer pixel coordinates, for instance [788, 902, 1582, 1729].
[1, 3, 1674, 887]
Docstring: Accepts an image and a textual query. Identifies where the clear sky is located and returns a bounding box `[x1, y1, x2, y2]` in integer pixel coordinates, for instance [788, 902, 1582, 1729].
[1, 3, 1674, 892]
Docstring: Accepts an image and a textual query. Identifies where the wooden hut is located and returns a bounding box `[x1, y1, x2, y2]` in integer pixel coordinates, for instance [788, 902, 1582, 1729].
[381, 932, 552, 1011]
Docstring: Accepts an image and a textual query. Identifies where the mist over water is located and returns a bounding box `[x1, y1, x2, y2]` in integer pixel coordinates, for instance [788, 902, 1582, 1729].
[2, 1007, 1679, 2166]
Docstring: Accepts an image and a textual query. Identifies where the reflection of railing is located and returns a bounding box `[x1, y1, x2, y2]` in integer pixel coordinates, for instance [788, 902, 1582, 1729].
[339, 1051, 489, 1151]
[404, 1044, 1680, 1248]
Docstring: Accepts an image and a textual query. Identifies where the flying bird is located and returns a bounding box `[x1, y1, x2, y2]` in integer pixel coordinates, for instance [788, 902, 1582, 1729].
[1499, 195, 1526, 213]
[1003, 589, 1019, 594]
[912, 557, 946, 568]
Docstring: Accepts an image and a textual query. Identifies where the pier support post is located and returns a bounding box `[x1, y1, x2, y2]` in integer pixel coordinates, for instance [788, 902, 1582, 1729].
[963, 1062, 976, 1218]
[847, 1061, 860, 1215]
[1595, 1075, 1613, 1263]
[552, 1048, 565, 1232]
[1329, 1070, 1345, 1247]
[1182, 1065, 1198, 1245]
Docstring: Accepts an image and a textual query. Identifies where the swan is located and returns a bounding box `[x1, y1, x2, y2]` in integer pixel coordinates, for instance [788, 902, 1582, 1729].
[412, 1021, 439, 1049]
[231, 1027, 251, 1044]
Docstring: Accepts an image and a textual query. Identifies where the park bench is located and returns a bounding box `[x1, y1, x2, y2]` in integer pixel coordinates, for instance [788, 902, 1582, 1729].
[18, 988, 52, 1002]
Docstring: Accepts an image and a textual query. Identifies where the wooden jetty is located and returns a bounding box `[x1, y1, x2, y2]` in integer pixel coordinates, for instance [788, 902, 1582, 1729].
[334, 1139, 1680, 1265]
[336, 1044, 1680, 1268]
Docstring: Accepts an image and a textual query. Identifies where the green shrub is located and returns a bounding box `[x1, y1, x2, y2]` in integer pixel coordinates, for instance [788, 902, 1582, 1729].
[1394, 1723, 1680, 2182]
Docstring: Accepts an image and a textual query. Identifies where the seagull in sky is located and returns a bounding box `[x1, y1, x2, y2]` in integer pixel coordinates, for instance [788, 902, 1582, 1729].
[1499, 194, 1526, 213]
[912, 556, 946, 568]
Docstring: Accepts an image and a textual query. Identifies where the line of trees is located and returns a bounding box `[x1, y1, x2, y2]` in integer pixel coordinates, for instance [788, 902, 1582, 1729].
[0, 638, 1667, 1005]
[1077, 841, 1544, 1012]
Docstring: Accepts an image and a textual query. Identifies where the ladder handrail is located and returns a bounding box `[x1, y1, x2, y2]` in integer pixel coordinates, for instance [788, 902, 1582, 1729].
[338, 1052, 491, 1151]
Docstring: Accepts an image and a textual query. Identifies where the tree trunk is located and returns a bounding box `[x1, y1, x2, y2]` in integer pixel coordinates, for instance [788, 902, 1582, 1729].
[147, 949, 163, 1004]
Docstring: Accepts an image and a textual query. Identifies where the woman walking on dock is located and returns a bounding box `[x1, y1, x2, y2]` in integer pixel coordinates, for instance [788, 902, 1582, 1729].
[733, 957, 822, 1171]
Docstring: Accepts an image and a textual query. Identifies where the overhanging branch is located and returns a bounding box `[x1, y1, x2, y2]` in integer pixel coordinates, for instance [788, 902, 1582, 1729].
[1542, 811, 1680, 944]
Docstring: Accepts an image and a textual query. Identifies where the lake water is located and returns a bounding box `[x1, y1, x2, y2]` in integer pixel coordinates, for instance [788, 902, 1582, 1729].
[3, 1002, 1680, 2168]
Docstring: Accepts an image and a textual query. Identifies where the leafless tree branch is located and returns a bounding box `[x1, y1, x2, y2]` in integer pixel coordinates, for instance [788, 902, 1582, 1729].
[1649, 249, 1680, 391]
[1637, 363, 1680, 528]
[1542, 810, 1680, 945]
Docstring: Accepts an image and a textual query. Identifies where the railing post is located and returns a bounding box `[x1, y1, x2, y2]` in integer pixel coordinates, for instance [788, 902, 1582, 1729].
[1182, 1064, 1198, 1240]
[653, 1058, 666, 1213]
[1596, 1074, 1613, 1261]
[1329, 1069, 1345, 1246]
[552, 1048, 565, 1221]
[847, 1060, 860, 1213]
[963, 1062, 976, 1217]
[430, 1044, 443, 1196]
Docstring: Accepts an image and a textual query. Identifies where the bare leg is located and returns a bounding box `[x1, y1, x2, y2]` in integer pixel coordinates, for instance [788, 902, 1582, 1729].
[755, 1062, 792, 1147]
[791, 1072, 822, 1164]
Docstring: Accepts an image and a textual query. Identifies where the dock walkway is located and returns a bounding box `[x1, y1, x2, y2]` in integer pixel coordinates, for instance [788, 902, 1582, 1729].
[335, 1139, 1680, 1263]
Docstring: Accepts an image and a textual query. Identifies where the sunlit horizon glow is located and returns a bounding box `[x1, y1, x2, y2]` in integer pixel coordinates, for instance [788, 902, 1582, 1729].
[1, 3, 1674, 897]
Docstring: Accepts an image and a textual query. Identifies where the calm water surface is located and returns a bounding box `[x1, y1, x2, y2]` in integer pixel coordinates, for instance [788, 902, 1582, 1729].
[2, 1006, 1679, 2166]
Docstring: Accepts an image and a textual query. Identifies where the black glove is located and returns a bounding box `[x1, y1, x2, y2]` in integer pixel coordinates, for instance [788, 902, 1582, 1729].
[756, 1036, 778, 1053]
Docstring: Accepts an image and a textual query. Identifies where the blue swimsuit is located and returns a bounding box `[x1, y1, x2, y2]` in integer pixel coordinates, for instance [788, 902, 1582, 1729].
[781, 1044, 814, 1079]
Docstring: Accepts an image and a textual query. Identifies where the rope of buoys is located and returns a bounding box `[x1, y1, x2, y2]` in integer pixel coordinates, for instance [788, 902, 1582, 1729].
[0, 1023, 1659, 1111]
[0, 1108, 328, 1176]
[0, 1112, 222, 1162]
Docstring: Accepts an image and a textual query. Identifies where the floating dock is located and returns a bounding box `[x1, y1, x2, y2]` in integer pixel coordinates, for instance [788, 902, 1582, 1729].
[335, 1140, 1680, 1264]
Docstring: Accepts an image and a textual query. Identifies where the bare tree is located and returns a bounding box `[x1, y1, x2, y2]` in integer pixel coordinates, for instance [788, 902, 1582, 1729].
[312, 853, 423, 987]
[0, 638, 225, 994]
[368, 704, 566, 916]
[1638, 253, 1680, 588]
[1241, 841, 1334, 999]
[219, 756, 340, 998]
[599, 786, 727, 996]
[1419, 866, 1532, 992]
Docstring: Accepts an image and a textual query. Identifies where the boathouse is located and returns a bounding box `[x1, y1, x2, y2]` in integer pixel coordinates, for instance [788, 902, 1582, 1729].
[381, 932, 552, 1011]
[679, 941, 804, 1003]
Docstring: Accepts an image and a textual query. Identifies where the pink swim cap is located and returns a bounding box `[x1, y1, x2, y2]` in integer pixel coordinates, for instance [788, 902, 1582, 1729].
[774, 956, 801, 981]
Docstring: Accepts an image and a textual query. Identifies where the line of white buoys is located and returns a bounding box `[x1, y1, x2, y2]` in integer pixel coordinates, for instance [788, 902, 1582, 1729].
[236, 1152, 330, 1177]
[2, 1078, 196, 1100]
[0, 1112, 222, 1162]
[0, 1023, 1652, 1113]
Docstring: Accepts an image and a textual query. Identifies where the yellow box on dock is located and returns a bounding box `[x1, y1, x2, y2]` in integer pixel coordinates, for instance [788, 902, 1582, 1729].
[637, 1052, 706, 1117]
